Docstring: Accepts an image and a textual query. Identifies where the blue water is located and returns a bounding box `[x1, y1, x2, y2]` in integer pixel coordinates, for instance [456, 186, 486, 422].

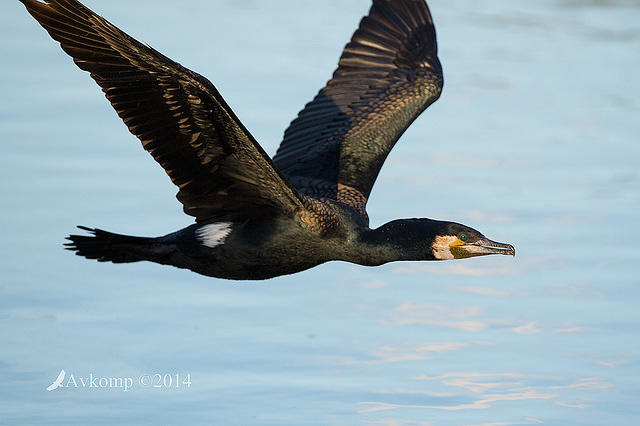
[1, 0, 639, 424]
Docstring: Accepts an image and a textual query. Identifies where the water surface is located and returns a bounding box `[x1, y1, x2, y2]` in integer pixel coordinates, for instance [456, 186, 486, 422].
[1, 0, 639, 424]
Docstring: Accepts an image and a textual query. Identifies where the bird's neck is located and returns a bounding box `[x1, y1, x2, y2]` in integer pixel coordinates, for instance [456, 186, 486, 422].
[346, 219, 438, 266]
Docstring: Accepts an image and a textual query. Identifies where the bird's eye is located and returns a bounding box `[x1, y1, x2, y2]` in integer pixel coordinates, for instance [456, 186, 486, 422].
[459, 233, 468, 242]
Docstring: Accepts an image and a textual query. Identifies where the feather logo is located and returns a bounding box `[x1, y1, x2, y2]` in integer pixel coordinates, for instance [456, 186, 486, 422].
[46, 369, 66, 391]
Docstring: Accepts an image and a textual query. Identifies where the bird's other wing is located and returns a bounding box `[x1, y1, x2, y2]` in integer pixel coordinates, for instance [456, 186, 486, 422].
[272, 0, 443, 213]
[20, 0, 305, 222]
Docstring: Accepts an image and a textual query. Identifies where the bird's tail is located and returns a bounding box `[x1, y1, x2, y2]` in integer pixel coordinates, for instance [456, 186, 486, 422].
[65, 226, 173, 264]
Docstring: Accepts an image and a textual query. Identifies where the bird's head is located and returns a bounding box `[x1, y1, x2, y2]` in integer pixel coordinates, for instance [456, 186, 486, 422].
[361, 219, 515, 265]
[429, 221, 515, 260]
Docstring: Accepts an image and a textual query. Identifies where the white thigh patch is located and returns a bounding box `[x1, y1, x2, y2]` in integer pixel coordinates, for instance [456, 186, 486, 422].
[196, 222, 233, 248]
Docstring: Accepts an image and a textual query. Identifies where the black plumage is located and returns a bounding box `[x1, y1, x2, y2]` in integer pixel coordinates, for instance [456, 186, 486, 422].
[274, 0, 442, 211]
[19, 0, 514, 280]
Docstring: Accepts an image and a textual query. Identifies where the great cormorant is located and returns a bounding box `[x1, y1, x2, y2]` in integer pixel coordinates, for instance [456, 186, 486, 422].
[19, 0, 515, 280]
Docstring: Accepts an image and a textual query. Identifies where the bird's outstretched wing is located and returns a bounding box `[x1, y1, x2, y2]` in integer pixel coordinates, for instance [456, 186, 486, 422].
[273, 0, 443, 213]
[20, 0, 305, 222]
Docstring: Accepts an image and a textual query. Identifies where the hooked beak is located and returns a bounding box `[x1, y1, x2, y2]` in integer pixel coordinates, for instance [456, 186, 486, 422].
[451, 237, 515, 259]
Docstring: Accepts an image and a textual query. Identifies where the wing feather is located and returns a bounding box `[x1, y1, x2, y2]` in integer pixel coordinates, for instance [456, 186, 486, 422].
[273, 0, 443, 212]
[20, 0, 305, 222]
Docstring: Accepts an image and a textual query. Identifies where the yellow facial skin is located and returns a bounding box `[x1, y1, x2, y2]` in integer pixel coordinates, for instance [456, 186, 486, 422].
[449, 237, 480, 259]
[449, 237, 466, 248]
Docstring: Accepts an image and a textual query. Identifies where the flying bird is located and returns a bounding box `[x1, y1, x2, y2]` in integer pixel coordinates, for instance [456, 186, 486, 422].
[19, 0, 514, 280]
[46, 369, 66, 391]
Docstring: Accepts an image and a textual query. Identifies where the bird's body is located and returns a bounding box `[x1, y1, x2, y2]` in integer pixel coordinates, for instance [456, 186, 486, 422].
[19, 0, 515, 280]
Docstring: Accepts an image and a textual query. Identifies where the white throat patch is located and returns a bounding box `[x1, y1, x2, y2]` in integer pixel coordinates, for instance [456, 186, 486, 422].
[196, 222, 233, 248]
[431, 235, 459, 260]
